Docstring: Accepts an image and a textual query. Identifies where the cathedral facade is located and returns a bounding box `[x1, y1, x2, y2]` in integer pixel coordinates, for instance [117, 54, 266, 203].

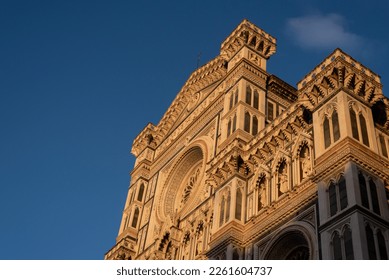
[105, 20, 389, 260]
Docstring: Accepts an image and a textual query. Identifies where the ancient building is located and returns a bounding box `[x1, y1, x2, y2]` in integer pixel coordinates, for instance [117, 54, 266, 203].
[105, 20, 389, 260]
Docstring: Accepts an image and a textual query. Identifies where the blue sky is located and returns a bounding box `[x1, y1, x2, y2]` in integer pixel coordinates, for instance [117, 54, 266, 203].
[1, 0, 388, 259]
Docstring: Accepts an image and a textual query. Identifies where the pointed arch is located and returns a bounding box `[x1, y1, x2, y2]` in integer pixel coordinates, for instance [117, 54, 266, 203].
[323, 115, 331, 148]
[343, 225, 354, 260]
[331, 109, 340, 142]
[137, 183, 145, 202]
[332, 231, 342, 260]
[131, 207, 140, 228]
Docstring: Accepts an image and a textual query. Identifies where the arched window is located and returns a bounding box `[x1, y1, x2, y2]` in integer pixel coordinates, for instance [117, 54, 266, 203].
[267, 102, 274, 122]
[246, 86, 252, 105]
[253, 90, 259, 109]
[244, 112, 251, 133]
[359, 114, 369, 146]
[338, 175, 348, 210]
[369, 179, 380, 215]
[359, 172, 381, 215]
[377, 230, 388, 260]
[131, 207, 140, 228]
[359, 173, 369, 208]
[350, 108, 359, 140]
[343, 226, 354, 260]
[229, 94, 233, 110]
[332, 110, 340, 142]
[366, 224, 377, 259]
[323, 116, 331, 148]
[329, 182, 337, 216]
[235, 188, 242, 220]
[234, 90, 239, 105]
[252, 116, 258, 135]
[332, 232, 342, 260]
[137, 183, 145, 202]
[329, 175, 349, 217]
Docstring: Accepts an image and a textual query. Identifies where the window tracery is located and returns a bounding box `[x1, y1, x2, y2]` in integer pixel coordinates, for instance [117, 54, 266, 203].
[331, 226, 354, 260]
[180, 168, 201, 208]
[322, 105, 340, 149]
[349, 102, 370, 147]
[328, 175, 348, 217]
[131, 207, 140, 228]
[358, 172, 381, 215]
[137, 183, 145, 202]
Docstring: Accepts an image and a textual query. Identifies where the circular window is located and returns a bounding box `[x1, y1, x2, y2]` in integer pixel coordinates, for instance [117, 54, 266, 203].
[162, 146, 205, 219]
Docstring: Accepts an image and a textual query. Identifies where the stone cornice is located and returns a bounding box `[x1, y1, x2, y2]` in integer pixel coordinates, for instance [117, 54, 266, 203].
[297, 49, 384, 112]
[313, 137, 389, 182]
[298, 48, 381, 90]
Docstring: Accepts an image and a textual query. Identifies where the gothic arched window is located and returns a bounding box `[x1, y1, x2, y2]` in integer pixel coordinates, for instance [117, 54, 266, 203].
[332, 232, 342, 260]
[366, 224, 377, 260]
[359, 172, 381, 215]
[369, 179, 380, 215]
[252, 116, 258, 135]
[244, 112, 251, 133]
[343, 226, 354, 260]
[323, 116, 331, 148]
[338, 175, 348, 210]
[246, 86, 252, 106]
[253, 90, 259, 109]
[332, 110, 340, 142]
[329, 182, 337, 216]
[131, 207, 140, 228]
[359, 114, 369, 146]
[359, 173, 369, 208]
[328, 175, 348, 217]
[350, 108, 359, 140]
[137, 183, 145, 202]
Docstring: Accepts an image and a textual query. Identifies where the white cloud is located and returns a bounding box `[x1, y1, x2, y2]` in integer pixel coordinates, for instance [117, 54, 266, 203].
[286, 13, 364, 52]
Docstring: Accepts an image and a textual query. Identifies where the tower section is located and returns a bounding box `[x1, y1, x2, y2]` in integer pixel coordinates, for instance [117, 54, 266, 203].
[299, 49, 389, 259]
[220, 20, 276, 148]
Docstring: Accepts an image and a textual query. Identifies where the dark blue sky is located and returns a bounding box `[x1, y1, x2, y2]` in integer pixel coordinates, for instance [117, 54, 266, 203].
[1, 0, 388, 259]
